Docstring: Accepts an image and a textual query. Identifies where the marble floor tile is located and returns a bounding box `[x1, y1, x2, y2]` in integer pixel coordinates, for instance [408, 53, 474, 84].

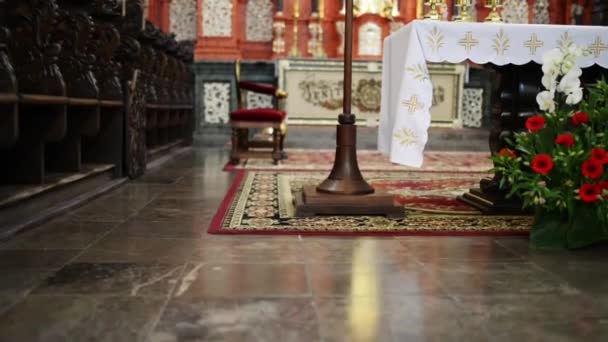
[144, 198, 211, 209]
[0, 269, 54, 314]
[0, 296, 21, 316]
[0, 250, 78, 269]
[133, 206, 214, 222]
[66, 206, 138, 223]
[0, 220, 115, 250]
[307, 262, 443, 297]
[150, 298, 320, 342]
[107, 183, 168, 200]
[78, 195, 155, 212]
[33, 262, 183, 296]
[3, 147, 608, 341]
[422, 261, 579, 296]
[133, 170, 186, 184]
[64, 195, 155, 223]
[313, 295, 468, 342]
[536, 260, 608, 294]
[171, 263, 309, 298]
[110, 219, 207, 239]
[452, 293, 608, 325]
[190, 239, 304, 263]
[397, 236, 522, 262]
[0, 295, 165, 342]
[477, 319, 608, 342]
[75, 235, 199, 264]
[299, 237, 410, 264]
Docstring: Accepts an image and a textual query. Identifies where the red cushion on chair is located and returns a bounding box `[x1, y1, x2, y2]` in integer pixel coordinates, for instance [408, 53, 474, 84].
[230, 108, 286, 122]
[239, 81, 278, 95]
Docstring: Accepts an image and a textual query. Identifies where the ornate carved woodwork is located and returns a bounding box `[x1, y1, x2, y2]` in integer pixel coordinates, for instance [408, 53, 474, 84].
[0, 0, 193, 185]
[117, 0, 147, 178]
[0, 24, 19, 148]
[54, 1, 99, 99]
[91, 0, 124, 101]
[4, 0, 66, 96]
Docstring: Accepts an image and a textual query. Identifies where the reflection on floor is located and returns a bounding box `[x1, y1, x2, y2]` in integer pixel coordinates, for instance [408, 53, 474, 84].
[1, 148, 608, 342]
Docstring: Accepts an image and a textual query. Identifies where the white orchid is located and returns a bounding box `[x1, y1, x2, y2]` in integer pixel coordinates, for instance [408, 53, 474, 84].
[566, 44, 584, 57]
[561, 58, 576, 74]
[539, 44, 585, 109]
[542, 74, 557, 91]
[557, 70, 581, 94]
[537, 90, 556, 113]
[565, 88, 583, 105]
[542, 62, 560, 78]
[542, 49, 564, 66]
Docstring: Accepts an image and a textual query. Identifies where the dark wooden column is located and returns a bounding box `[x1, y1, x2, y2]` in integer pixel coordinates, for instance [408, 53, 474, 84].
[459, 63, 541, 214]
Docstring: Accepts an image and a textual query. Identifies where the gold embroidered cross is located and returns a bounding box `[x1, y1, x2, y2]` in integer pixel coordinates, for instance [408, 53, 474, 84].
[557, 31, 573, 51]
[402, 95, 423, 113]
[394, 128, 419, 147]
[458, 32, 478, 54]
[589, 36, 608, 58]
[524, 33, 543, 55]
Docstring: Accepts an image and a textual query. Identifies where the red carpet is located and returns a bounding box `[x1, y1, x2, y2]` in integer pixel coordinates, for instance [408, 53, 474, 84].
[208, 171, 531, 236]
[224, 149, 492, 173]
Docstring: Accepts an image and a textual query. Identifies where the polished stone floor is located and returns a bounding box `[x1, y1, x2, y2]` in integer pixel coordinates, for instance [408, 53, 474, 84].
[1, 148, 608, 342]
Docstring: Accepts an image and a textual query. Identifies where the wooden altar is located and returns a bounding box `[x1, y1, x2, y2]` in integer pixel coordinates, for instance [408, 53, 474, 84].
[278, 58, 465, 126]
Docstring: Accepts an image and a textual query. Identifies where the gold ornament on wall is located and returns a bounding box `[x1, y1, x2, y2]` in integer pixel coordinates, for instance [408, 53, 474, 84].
[315, 0, 327, 58]
[272, 21, 286, 54]
[424, 0, 444, 21]
[484, 0, 504, 23]
[453, 0, 474, 22]
[289, 0, 301, 57]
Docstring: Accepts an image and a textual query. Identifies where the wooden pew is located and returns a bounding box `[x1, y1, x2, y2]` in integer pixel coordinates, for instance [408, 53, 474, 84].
[1, 0, 68, 184]
[0, 26, 18, 148]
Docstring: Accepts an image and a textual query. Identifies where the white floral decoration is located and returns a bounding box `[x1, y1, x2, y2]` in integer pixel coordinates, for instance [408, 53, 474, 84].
[536, 44, 587, 113]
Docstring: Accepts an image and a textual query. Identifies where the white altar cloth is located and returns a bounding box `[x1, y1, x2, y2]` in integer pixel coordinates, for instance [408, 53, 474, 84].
[379, 20, 608, 167]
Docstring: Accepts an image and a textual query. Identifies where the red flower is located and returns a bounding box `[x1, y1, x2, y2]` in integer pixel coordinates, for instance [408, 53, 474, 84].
[591, 148, 608, 165]
[499, 148, 516, 159]
[598, 181, 608, 191]
[555, 133, 575, 147]
[572, 112, 590, 126]
[531, 154, 554, 175]
[526, 116, 546, 133]
[582, 159, 604, 179]
[579, 183, 601, 203]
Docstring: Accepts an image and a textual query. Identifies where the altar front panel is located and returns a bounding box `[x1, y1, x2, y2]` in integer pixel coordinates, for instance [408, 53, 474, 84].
[278, 59, 464, 126]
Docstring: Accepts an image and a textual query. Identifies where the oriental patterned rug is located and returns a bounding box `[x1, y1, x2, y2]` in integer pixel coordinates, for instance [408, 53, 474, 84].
[223, 149, 493, 173]
[208, 171, 532, 236]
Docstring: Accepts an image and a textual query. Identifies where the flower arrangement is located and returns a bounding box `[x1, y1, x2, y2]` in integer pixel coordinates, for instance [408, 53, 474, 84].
[493, 44, 608, 249]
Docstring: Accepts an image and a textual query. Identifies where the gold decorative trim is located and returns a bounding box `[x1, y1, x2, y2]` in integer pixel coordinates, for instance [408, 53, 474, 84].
[277, 174, 293, 218]
[589, 36, 608, 59]
[492, 28, 510, 56]
[394, 128, 419, 147]
[557, 31, 574, 51]
[458, 31, 479, 54]
[524, 33, 544, 55]
[426, 26, 445, 54]
[228, 172, 255, 227]
[407, 64, 431, 82]
[402, 95, 424, 113]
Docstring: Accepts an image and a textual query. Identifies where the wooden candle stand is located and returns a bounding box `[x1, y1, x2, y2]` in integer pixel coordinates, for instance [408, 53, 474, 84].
[294, 0, 403, 218]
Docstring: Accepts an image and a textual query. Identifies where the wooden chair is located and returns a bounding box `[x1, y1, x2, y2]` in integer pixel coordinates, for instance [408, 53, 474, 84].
[229, 60, 287, 165]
